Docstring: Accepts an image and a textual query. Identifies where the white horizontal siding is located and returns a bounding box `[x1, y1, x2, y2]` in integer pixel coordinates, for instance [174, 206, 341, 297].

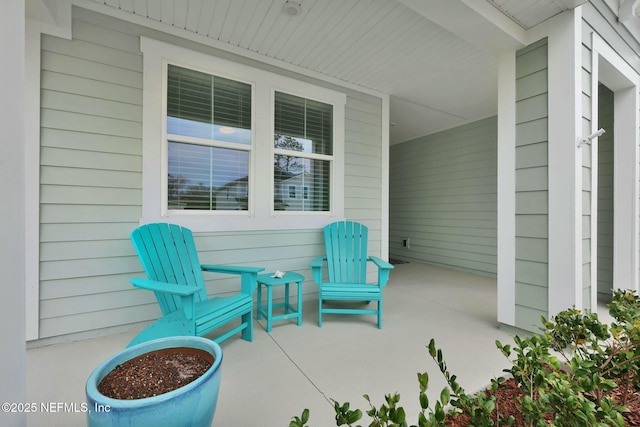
[597, 72, 615, 298]
[41, 70, 142, 105]
[581, 22, 594, 308]
[41, 51, 141, 88]
[40, 128, 141, 156]
[36, 7, 385, 341]
[389, 117, 497, 276]
[514, 38, 548, 330]
[344, 91, 384, 236]
[41, 166, 141, 189]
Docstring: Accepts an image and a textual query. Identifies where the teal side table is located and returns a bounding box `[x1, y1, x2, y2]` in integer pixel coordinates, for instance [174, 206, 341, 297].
[256, 272, 304, 332]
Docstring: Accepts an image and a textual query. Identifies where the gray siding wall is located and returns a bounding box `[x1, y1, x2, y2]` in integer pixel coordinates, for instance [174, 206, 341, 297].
[515, 39, 549, 329]
[580, 27, 593, 310]
[37, 7, 384, 340]
[597, 85, 614, 297]
[389, 117, 497, 277]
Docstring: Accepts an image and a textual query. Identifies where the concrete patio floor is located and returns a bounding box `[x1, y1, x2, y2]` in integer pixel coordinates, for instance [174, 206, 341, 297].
[26, 262, 535, 426]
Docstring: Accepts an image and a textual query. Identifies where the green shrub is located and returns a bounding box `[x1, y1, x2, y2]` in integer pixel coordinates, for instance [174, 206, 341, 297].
[290, 289, 640, 427]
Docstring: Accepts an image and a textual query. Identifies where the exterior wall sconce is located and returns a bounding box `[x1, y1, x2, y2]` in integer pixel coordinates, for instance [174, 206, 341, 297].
[577, 128, 606, 148]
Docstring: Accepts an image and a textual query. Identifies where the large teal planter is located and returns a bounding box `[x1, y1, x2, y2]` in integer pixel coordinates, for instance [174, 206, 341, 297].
[86, 336, 222, 427]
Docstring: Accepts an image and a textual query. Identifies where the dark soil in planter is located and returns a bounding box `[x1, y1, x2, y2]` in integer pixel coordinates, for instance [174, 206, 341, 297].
[97, 347, 213, 400]
[444, 378, 640, 426]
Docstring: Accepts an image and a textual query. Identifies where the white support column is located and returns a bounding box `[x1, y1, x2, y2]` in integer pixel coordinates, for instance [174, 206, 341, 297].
[589, 50, 600, 312]
[24, 22, 41, 341]
[497, 52, 516, 326]
[0, 0, 27, 423]
[23, 0, 72, 341]
[547, 9, 583, 315]
[381, 94, 391, 260]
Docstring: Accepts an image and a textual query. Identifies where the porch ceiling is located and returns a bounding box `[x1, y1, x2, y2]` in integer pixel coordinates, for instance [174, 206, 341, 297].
[80, 0, 583, 144]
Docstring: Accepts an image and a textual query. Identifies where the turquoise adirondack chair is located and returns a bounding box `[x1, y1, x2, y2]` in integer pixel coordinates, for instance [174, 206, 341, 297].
[310, 221, 394, 328]
[127, 223, 264, 347]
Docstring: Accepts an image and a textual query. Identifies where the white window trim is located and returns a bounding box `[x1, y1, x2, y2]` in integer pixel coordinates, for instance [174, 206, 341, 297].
[589, 32, 640, 302]
[164, 64, 256, 218]
[140, 37, 345, 232]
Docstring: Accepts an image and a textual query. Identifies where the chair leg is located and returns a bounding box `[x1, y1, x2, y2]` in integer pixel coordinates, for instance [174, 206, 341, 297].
[296, 281, 303, 326]
[318, 296, 323, 327]
[284, 283, 290, 315]
[266, 285, 273, 333]
[377, 300, 382, 329]
[242, 310, 253, 341]
[256, 283, 262, 320]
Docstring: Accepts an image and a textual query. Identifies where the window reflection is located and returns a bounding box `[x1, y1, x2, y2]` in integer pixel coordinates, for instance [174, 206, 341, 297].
[168, 142, 249, 211]
[167, 118, 251, 145]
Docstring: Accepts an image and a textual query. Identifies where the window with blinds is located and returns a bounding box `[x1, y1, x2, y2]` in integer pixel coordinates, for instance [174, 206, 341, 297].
[274, 92, 333, 212]
[166, 64, 252, 211]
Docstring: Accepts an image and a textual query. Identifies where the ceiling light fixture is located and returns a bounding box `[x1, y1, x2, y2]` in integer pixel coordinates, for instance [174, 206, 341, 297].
[219, 127, 236, 134]
[282, 1, 302, 17]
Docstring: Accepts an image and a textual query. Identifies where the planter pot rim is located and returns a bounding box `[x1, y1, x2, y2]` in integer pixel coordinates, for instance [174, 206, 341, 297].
[86, 336, 222, 408]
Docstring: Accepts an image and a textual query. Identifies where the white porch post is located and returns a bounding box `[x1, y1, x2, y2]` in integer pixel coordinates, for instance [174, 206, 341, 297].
[497, 51, 516, 326]
[547, 9, 583, 315]
[612, 86, 640, 292]
[590, 35, 640, 295]
[0, 0, 27, 423]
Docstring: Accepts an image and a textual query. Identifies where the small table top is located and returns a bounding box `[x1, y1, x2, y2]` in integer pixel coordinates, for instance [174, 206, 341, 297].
[256, 271, 305, 285]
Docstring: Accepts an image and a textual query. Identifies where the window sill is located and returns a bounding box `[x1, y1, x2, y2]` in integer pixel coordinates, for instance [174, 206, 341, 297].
[140, 212, 343, 232]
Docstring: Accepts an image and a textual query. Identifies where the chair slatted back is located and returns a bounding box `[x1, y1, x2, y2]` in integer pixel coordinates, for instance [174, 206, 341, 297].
[131, 223, 208, 315]
[324, 221, 368, 284]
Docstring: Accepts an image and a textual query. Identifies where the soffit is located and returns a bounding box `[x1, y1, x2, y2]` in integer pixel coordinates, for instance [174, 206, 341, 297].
[76, 0, 582, 143]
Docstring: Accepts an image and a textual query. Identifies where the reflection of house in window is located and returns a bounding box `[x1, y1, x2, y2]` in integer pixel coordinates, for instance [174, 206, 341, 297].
[168, 140, 251, 211]
[281, 173, 313, 211]
[273, 165, 293, 210]
[212, 176, 249, 210]
[168, 176, 249, 211]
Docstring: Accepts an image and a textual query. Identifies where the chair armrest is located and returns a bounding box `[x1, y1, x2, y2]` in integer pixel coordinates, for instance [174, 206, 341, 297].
[130, 278, 197, 320]
[201, 264, 265, 275]
[309, 256, 326, 284]
[201, 264, 264, 296]
[368, 256, 394, 287]
[368, 256, 394, 270]
[130, 278, 200, 296]
[309, 256, 326, 268]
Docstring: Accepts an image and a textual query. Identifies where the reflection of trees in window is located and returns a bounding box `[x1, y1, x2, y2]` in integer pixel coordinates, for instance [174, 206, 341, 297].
[168, 174, 188, 200]
[274, 134, 304, 174]
[168, 174, 215, 210]
[273, 92, 333, 212]
[168, 173, 251, 211]
[168, 141, 249, 211]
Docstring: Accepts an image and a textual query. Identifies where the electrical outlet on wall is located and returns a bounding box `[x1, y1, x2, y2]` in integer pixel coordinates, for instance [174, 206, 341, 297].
[403, 238, 410, 249]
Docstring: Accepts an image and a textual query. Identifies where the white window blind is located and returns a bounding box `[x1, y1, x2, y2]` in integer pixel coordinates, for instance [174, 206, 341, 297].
[166, 64, 252, 211]
[274, 92, 333, 212]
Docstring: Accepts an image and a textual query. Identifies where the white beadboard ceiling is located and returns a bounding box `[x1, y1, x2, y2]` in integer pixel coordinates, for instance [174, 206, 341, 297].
[80, 0, 587, 143]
